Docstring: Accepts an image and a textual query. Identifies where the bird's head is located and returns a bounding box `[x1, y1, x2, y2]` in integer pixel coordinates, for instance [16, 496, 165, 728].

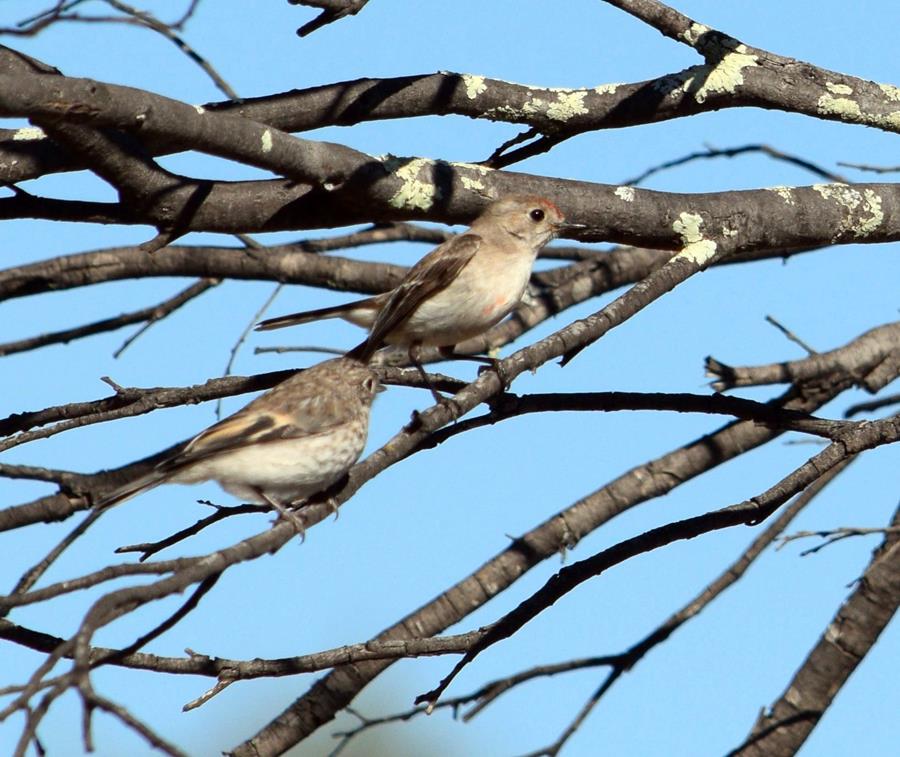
[475, 195, 584, 248]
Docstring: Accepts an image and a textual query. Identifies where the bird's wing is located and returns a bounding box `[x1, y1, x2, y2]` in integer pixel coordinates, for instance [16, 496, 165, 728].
[95, 377, 348, 507]
[164, 390, 346, 469]
[361, 233, 481, 353]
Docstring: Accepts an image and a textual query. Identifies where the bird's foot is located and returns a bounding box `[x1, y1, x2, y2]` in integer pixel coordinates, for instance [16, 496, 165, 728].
[476, 356, 511, 390]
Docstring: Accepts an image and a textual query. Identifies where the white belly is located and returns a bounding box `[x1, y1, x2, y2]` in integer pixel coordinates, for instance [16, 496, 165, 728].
[399, 253, 535, 346]
[170, 424, 365, 504]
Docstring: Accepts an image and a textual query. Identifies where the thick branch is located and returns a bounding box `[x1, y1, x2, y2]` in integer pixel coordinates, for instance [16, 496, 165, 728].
[416, 415, 900, 706]
[228, 377, 856, 755]
[731, 504, 900, 757]
[707, 321, 900, 394]
[5, 30, 900, 179]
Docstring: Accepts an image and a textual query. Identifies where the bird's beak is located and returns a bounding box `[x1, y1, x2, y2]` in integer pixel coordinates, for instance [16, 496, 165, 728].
[557, 221, 588, 234]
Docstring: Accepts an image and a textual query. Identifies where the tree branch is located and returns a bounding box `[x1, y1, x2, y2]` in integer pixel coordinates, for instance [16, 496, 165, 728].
[707, 321, 900, 393]
[730, 503, 900, 756]
[414, 416, 900, 707]
[227, 376, 858, 754]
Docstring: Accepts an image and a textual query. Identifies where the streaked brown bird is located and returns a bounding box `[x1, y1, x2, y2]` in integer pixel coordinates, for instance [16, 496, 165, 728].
[256, 195, 582, 368]
[95, 358, 381, 516]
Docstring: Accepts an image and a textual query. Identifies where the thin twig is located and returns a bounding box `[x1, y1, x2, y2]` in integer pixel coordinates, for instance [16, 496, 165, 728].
[329, 456, 854, 754]
[0, 279, 218, 358]
[765, 315, 818, 355]
[415, 417, 900, 707]
[115, 503, 269, 562]
[844, 391, 900, 417]
[837, 161, 900, 174]
[3, 509, 105, 616]
[778, 526, 900, 556]
[103, 0, 239, 100]
[114, 278, 220, 358]
[217, 283, 284, 418]
[253, 345, 345, 356]
[623, 143, 847, 187]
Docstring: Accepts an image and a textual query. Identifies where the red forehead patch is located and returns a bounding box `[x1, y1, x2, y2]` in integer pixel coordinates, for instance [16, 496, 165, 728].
[538, 198, 563, 218]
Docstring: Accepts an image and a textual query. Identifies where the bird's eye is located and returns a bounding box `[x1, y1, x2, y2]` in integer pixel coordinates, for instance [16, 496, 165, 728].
[529, 208, 545, 222]
[364, 377, 381, 394]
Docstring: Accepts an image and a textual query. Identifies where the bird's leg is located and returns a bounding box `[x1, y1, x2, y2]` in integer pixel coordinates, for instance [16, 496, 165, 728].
[438, 346, 511, 389]
[319, 474, 349, 520]
[255, 488, 306, 541]
[409, 342, 446, 404]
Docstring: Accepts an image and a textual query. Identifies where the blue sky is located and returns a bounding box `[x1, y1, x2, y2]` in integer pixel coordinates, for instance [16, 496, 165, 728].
[1, 1, 898, 755]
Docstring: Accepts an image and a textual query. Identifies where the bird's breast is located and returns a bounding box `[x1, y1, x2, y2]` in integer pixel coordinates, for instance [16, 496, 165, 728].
[171, 421, 366, 504]
[396, 248, 534, 345]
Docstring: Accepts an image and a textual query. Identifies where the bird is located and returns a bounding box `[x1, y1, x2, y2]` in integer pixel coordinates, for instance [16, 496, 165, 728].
[94, 358, 381, 524]
[255, 195, 583, 372]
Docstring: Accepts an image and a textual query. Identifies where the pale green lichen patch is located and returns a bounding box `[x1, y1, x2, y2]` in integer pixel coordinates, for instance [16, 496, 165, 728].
[462, 74, 487, 100]
[813, 182, 858, 206]
[674, 239, 718, 266]
[812, 183, 885, 238]
[687, 43, 759, 104]
[522, 98, 544, 118]
[673, 211, 704, 244]
[879, 83, 900, 101]
[767, 186, 795, 205]
[817, 94, 862, 120]
[450, 161, 491, 175]
[858, 189, 884, 236]
[825, 82, 853, 95]
[449, 162, 494, 193]
[818, 87, 900, 131]
[672, 211, 718, 265]
[722, 226, 738, 238]
[681, 23, 711, 46]
[12, 127, 46, 141]
[614, 186, 635, 202]
[520, 88, 590, 122]
[484, 104, 526, 122]
[653, 70, 693, 97]
[864, 110, 900, 131]
[260, 129, 273, 153]
[593, 83, 620, 96]
[545, 90, 589, 122]
[383, 156, 441, 211]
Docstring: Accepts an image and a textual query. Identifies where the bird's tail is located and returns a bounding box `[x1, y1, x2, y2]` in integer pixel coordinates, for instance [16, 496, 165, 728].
[344, 337, 378, 362]
[255, 298, 375, 332]
[93, 470, 167, 510]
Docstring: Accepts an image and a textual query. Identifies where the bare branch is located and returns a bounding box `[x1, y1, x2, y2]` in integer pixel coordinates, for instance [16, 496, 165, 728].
[778, 525, 900, 556]
[764, 315, 818, 356]
[730, 504, 900, 756]
[290, 0, 370, 37]
[838, 161, 900, 174]
[510, 456, 856, 757]
[707, 321, 900, 393]
[101, 0, 239, 100]
[0, 278, 217, 357]
[114, 279, 219, 358]
[416, 391, 850, 451]
[622, 143, 847, 187]
[844, 391, 900, 418]
[414, 416, 900, 707]
[331, 454, 846, 753]
[229, 377, 859, 753]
